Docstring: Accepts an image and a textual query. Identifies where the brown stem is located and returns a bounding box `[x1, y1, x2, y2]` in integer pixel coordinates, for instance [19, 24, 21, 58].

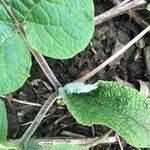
[83, 129, 113, 148]
[30, 48, 61, 90]
[11, 136, 117, 146]
[94, 0, 146, 26]
[18, 91, 58, 146]
[112, 0, 149, 28]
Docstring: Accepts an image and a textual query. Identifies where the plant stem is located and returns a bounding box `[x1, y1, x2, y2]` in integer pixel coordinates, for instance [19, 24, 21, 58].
[18, 91, 58, 146]
[78, 25, 150, 82]
[30, 48, 61, 90]
[10, 136, 117, 146]
[94, 0, 146, 26]
[113, 0, 149, 28]
[115, 133, 124, 150]
[0, 95, 42, 107]
[83, 129, 113, 148]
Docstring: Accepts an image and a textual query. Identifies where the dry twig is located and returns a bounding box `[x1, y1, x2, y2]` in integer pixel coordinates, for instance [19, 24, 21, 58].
[94, 0, 146, 26]
[115, 133, 124, 150]
[36, 136, 117, 146]
[0, 95, 42, 107]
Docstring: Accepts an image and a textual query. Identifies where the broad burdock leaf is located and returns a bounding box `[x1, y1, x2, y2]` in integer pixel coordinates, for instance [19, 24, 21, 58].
[0, 3, 31, 95]
[59, 81, 150, 148]
[0, 99, 7, 142]
[7, 0, 94, 59]
[41, 144, 88, 150]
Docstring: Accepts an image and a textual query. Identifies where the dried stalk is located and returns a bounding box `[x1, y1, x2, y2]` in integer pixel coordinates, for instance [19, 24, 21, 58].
[18, 92, 58, 146]
[94, 0, 146, 26]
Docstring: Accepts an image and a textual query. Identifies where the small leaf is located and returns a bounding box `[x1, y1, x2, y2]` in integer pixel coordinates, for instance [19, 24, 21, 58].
[9, 0, 94, 59]
[0, 99, 7, 142]
[41, 144, 88, 150]
[59, 81, 150, 148]
[63, 82, 97, 94]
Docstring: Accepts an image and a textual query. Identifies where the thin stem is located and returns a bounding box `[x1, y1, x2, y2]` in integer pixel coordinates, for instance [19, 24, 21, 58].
[10, 136, 117, 146]
[83, 129, 113, 148]
[119, 0, 132, 6]
[0, 95, 42, 107]
[18, 91, 58, 146]
[113, 0, 149, 27]
[30, 48, 61, 90]
[115, 133, 124, 150]
[94, 0, 146, 26]
[78, 25, 150, 82]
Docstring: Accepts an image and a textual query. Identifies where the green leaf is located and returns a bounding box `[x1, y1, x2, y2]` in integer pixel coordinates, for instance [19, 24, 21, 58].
[9, 0, 94, 59]
[24, 140, 42, 150]
[0, 99, 7, 142]
[41, 144, 88, 150]
[147, 3, 150, 11]
[0, 3, 31, 95]
[0, 142, 17, 150]
[59, 81, 150, 148]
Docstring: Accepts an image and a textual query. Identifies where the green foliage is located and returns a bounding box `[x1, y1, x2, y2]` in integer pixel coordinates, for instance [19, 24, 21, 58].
[9, 0, 94, 59]
[59, 81, 150, 148]
[0, 3, 31, 95]
[0, 31, 31, 95]
[24, 140, 42, 150]
[0, 142, 17, 150]
[0, 99, 17, 150]
[147, 3, 150, 11]
[0, 99, 8, 142]
[0, 0, 94, 95]
[41, 144, 88, 150]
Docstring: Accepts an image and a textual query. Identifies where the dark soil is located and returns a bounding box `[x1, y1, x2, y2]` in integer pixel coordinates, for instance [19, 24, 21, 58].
[4, 0, 150, 150]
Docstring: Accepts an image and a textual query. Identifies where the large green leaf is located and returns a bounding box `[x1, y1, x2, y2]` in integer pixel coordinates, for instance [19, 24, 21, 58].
[0, 99, 7, 142]
[0, 3, 31, 95]
[59, 81, 150, 148]
[41, 144, 88, 150]
[8, 0, 94, 59]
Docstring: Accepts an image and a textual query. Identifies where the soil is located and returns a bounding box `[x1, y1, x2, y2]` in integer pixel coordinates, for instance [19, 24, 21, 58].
[3, 0, 150, 150]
